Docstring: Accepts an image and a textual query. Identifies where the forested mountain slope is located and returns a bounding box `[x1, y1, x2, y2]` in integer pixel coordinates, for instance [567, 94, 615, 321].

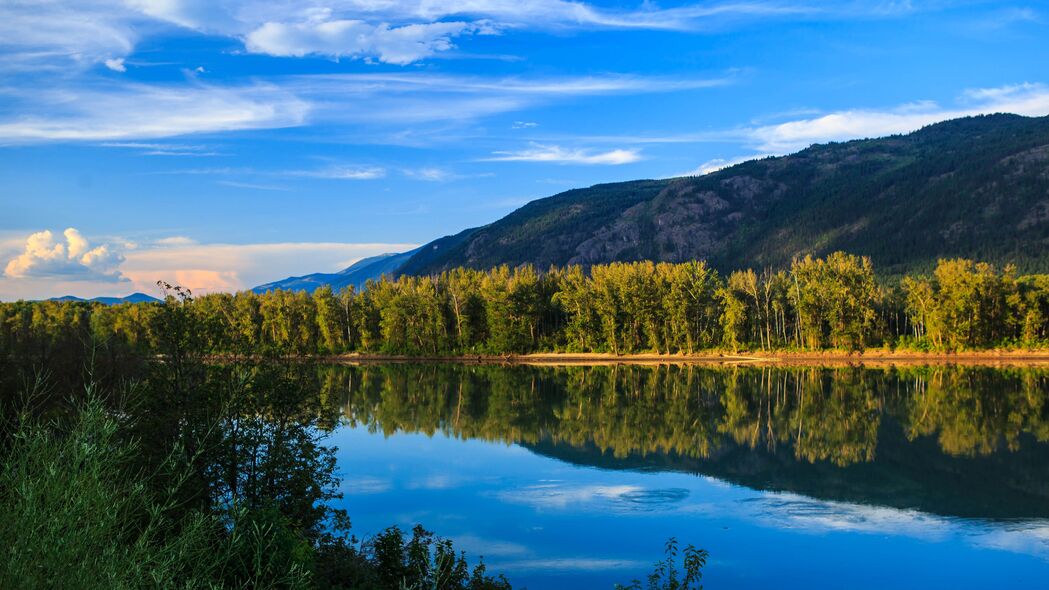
[400, 114, 1049, 276]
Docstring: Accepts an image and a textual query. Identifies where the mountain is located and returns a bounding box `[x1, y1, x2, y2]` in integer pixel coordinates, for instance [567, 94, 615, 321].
[251, 250, 417, 294]
[50, 293, 160, 305]
[400, 114, 1049, 276]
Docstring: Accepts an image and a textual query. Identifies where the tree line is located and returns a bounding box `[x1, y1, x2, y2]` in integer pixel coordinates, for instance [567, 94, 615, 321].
[3, 252, 1049, 358]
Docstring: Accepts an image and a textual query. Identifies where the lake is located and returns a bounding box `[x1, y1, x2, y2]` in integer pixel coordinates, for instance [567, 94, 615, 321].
[314, 363, 1049, 588]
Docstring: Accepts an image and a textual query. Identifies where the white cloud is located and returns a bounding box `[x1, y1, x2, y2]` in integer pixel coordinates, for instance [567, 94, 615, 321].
[284, 72, 732, 128]
[491, 557, 646, 572]
[104, 57, 127, 72]
[401, 167, 454, 181]
[680, 154, 764, 176]
[154, 236, 197, 246]
[285, 165, 387, 180]
[747, 82, 1049, 153]
[102, 141, 222, 156]
[485, 143, 642, 165]
[246, 18, 475, 64]
[0, 0, 953, 73]
[4, 228, 126, 283]
[0, 0, 138, 71]
[449, 535, 528, 558]
[496, 483, 646, 509]
[659, 82, 1049, 178]
[216, 180, 290, 191]
[0, 72, 725, 144]
[0, 232, 419, 299]
[341, 476, 393, 494]
[0, 80, 309, 142]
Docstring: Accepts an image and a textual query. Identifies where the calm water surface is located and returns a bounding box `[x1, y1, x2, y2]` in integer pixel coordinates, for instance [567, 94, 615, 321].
[318, 364, 1049, 588]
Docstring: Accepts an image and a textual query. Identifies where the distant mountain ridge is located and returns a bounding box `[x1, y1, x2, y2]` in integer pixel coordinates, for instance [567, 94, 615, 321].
[50, 293, 160, 305]
[401, 113, 1049, 276]
[251, 250, 418, 294]
[257, 114, 1049, 292]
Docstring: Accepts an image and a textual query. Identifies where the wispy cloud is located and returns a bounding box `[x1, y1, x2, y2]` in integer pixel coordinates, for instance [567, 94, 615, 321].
[495, 482, 690, 510]
[0, 1, 138, 71]
[102, 142, 223, 156]
[215, 180, 290, 191]
[490, 557, 646, 572]
[0, 80, 309, 142]
[0, 72, 729, 143]
[287, 72, 734, 127]
[485, 144, 642, 165]
[401, 167, 455, 181]
[284, 165, 387, 180]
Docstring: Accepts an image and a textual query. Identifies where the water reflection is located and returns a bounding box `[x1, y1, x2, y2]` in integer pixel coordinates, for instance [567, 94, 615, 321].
[322, 364, 1049, 520]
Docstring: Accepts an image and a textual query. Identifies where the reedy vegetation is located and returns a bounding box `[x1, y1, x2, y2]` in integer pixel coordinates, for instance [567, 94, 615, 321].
[2, 253, 1046, 357]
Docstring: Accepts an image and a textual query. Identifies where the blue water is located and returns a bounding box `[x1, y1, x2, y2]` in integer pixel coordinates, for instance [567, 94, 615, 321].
[330, 425, 1049, 589]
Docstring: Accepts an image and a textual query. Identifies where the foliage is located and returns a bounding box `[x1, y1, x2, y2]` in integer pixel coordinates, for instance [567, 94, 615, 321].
[617, 538, 708, 590]
[0, 393, 288, 590]
[7, 253, 1049, 358]
[368, 525, 512, 590]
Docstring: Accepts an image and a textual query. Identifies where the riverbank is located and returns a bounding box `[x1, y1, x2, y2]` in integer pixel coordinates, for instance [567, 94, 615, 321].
[203, 349, 1049, 367]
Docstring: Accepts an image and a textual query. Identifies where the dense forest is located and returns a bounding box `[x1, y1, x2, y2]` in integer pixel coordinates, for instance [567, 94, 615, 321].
[397, 114, 1049, 277]
[5, 252, 1049, 359]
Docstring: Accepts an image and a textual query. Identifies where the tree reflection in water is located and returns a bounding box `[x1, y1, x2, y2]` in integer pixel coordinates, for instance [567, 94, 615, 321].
[321, 364, 1049, 519]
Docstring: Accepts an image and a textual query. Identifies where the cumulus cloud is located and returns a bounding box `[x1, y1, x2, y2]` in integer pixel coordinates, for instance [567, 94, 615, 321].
[485, 144, 641, 165]
[4, 228, 126, 282]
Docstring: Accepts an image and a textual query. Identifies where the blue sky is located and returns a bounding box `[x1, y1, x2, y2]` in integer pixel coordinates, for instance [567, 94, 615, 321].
[1, 0, 1047, 299]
